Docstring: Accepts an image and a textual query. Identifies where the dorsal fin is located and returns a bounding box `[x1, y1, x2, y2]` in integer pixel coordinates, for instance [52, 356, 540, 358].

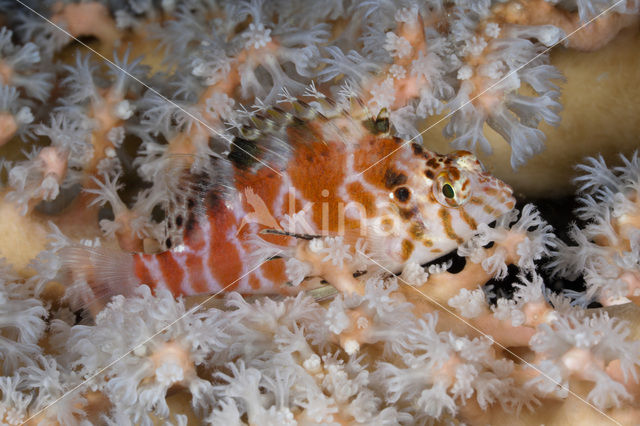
[226, 92, 335, 172]
[225, 90, 389, 173]
[168, 88, 389, 247]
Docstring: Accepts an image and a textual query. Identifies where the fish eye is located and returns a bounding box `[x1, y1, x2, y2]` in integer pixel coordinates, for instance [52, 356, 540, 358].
[394, 187, 411, 202]
[433, 171, 470, 207]
[442, 183, 455, 199]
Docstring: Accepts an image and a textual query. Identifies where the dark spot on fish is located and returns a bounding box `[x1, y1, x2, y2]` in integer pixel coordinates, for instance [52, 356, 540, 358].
[426, 158, 439, 169]
[165, 238, 172, 248]
[394, 187, 411, 202]
[424, 169, 435, 179]
[185, 214, 197, 233]
[448, 167, 460, 180]
[409, 222, 425, 239]
[176, 215, 183, 227]
[381, 218, 394, 232]
[229, 137, 261, 169]
[187, 198, 196, 209]
[151, 204, 166, 222]
[411, 143, 424, 155]
[399, 207, 416, 220]
[205, 190, 224, 210]
[401, 239, 414, 261]
[384, 169, 407, 189]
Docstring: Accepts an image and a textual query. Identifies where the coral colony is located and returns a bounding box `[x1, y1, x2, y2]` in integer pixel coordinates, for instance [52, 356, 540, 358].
[0, 0, 639, 424]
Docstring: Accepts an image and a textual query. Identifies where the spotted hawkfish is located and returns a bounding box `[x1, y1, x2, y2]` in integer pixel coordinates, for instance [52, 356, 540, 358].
[65, 97, 515, 303]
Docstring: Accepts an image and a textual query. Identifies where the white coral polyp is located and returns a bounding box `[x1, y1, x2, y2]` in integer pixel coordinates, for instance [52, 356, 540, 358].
[114, 99, 134, 120]
[550, 152, 640, 306]
[400, 262, 428, 285]
[325, 297, 351, 334]
[318, 236, 352, 268]
[417, 383, 457, 419]
[389, 64, 406, 79]
[205, 92, 235, 121]
[384, 32, 412, 58]
[368, 78, 396, 111]
[493, 298, 526, 327]
[64, 285, 225, 421]
[155, 361, 184, 386]
[244, 23, 272, 50]
[285, 257, 311, 286]
[448, 288, 486, 318]
[528, 310, 640, 409]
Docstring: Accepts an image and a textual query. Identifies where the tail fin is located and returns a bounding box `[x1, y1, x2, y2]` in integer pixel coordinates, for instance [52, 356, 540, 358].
[60, 245, 137, 314]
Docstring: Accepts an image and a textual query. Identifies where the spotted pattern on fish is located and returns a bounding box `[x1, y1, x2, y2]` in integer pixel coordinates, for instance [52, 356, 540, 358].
[128, 103, 515, 296]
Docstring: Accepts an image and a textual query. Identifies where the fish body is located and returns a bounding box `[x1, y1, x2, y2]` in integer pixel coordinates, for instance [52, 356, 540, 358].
[129, 106, 515, 297]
